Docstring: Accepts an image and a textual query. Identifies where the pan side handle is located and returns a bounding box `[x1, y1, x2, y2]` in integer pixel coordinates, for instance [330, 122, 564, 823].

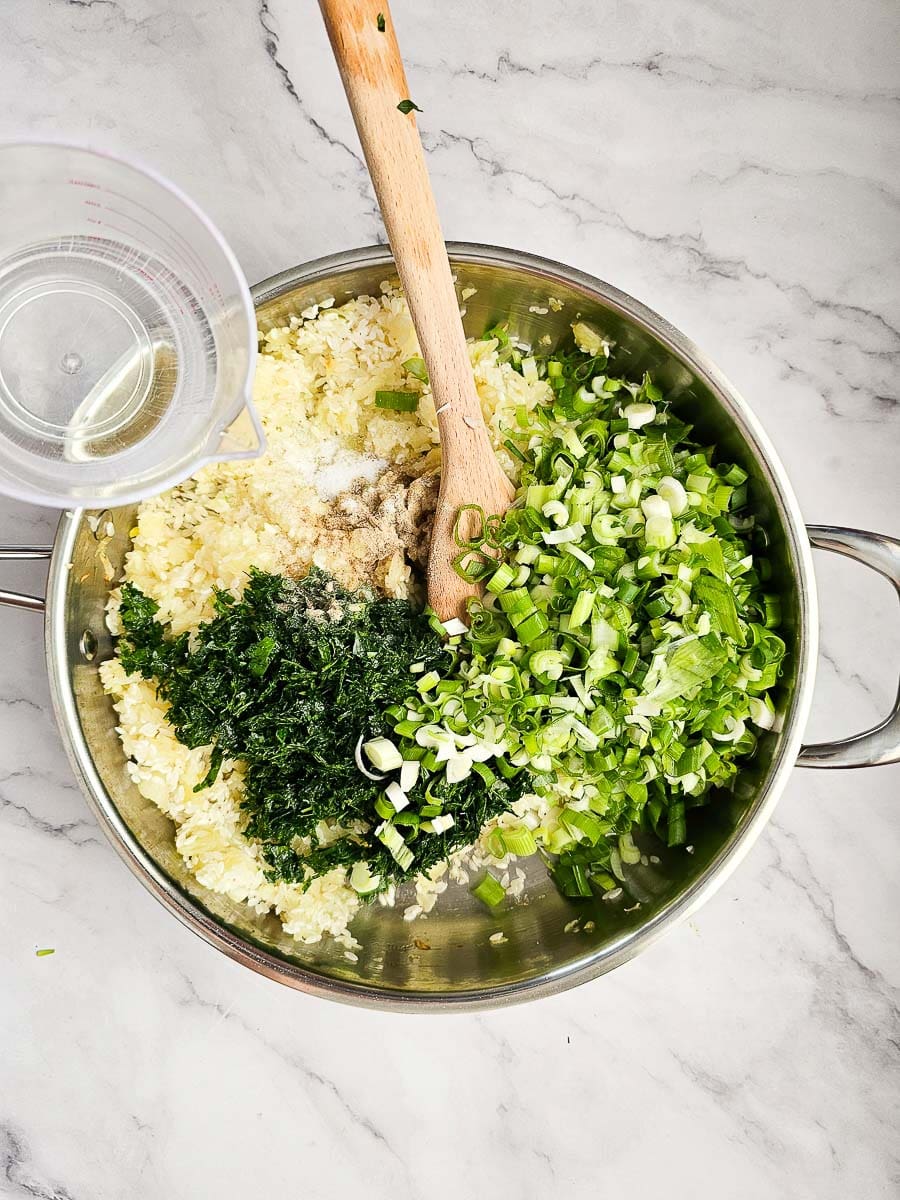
[798, 526, 900, 768]
[0, 546, 51, 612]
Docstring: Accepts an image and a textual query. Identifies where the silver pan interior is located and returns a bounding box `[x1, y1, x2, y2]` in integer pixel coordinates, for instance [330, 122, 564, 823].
[44, 244, 817, 1010]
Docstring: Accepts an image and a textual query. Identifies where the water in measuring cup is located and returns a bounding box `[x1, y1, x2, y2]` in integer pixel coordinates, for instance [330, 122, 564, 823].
[0, 235, 215, 463]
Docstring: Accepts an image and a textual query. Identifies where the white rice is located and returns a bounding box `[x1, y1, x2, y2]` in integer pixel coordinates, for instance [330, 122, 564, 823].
[100, 285, 551, 946]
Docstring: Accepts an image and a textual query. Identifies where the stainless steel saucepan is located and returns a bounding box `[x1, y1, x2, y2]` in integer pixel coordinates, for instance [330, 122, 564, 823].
[3, 244, 898, 1010]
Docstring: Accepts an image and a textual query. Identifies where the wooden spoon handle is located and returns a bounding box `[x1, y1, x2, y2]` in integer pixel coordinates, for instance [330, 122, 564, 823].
[318, 0, 486, 444]
[320, 0, 513, 621]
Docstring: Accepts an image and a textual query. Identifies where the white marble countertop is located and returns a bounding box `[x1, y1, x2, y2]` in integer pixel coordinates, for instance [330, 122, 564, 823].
[1, 0, 898, 1196]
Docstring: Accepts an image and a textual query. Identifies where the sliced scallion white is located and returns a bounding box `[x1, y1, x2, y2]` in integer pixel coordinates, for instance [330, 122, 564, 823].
[623, 402, 656, 428]
[442, 617, 469, 637]
[399, 759, 420, 791]
[446, 753, 473, 784]
[355, 734, 387, 781]
[658, 475, 688, 516]
[362, 737, 403, 772]
[375, 822, 414, 872]
[385, 781, 409, 812]
[349, 861, 382, 895]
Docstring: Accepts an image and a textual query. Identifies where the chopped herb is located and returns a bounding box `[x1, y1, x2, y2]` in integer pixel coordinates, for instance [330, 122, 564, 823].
[397, 98, 422, 115]
[118, 569, 527, 889]
[376, 12, 385, 31]
[35, 948, 55, 957]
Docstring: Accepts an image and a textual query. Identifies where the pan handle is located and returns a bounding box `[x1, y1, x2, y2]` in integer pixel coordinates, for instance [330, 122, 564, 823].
[798, 526, 900, 768]
[0, 545, 51, 612]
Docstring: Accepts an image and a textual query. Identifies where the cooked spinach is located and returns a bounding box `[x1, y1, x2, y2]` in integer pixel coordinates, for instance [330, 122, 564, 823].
[118, 568, 525, 888]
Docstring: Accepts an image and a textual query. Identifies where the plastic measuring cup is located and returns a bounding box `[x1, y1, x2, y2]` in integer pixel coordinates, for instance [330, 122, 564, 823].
[0, 141, 262, 508]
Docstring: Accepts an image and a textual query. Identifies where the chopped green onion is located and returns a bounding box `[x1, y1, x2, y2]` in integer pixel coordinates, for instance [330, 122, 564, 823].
[486, 562, 517, 594]
[516, 610, 550, 645]
[399, 759, 420, 791]
[694, 575, 742, 641]
[504, 437, 530, 464]
[500, 826, 537, 856]
[618, 831, 641, 864]
[623, 402, 656, 429]
[374, 795, 394, 821]
[667, 800, 687, 847]
[562, 808, 608, 844]
[565, 544, 595, 570]
[376, 821, 414, 871]
[349, 862, 381, 895]
[543, 523, 585, 545]
[385, 781, 409, 812]
[442, 617, 469, 638]
[362, 737, 403, 771]
[416, 670, 441, 693]
[453, 503, 487, 549]
[472, 873, 506, 908]
[363, 335, 782, 900]
[569, 589, 596, 629]
[402, 355, 427, 381]
[429, 813, 456, 834]
[375, 389, 419, 412]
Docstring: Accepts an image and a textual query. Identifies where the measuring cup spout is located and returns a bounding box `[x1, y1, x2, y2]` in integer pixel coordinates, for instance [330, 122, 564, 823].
[204, 389, 266, 463]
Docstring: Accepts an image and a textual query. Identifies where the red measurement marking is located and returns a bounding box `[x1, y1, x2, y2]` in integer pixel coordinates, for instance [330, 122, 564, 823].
[68, 178, 100, 188]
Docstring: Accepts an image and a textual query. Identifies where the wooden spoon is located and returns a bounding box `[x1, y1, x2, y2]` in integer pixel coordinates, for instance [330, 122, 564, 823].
[319, 0, 514, 622]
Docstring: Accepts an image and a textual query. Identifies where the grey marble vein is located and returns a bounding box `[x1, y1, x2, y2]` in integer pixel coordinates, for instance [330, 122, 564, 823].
[409, 47, 900, 106]
[2, 1124, 79, 1200]
[256, 0, 383, 239]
